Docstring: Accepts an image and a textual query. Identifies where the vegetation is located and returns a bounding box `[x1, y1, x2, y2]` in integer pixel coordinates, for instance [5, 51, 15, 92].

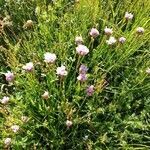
[0, 0, 150, 149]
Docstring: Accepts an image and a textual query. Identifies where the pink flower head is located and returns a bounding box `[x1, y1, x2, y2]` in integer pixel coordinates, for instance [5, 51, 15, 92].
[119, 37, 126, 44]
[11, 125, 19, 133]
[89, 28, 99, 38]
[86, 85, 94, 96]
[0, 96, 9, 104]
[22, 62, 34, 72]
[125, 12, 133, 20]
[106, 36, 116, 45]
[66, 120, 73, 128]
[104, 27, 113, 35]
[76, 45, 89, 56]
[42, 91, 49, 100]
[56, 65, 68, 76]
[79, 64, 88, 74]
[44, 52, 56, 63]
[5, 71, 14, 82]
[77, 73, 87, 82]
[136, 27, 144, 34]
[4, 138, 11, 146]
[75, 36, 83, 45]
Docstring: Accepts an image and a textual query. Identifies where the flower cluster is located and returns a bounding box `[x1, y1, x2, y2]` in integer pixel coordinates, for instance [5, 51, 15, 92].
[2, 10, 147, 146]
[77, 64, 88, 82]
[86, 85, 94, 96]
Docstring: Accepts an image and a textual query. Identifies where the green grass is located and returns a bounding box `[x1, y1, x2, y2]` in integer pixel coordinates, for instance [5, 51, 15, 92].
[0, 0, 150, 149]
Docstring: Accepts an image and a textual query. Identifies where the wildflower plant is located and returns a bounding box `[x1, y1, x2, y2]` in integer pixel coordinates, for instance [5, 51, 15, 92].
[0, 0, 150, 149]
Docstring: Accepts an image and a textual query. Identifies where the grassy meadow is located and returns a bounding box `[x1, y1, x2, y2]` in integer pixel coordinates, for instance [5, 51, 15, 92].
[0, 0, 150, 149]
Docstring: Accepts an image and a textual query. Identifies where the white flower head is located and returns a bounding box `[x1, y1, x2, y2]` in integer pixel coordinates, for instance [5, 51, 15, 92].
[79, 64, 88, 74]
[4, 138, 11, 146]
[146, 68, 150, 74]
[106, 36, 117, 45]
[89, 28, 99, 38]
[42, 91, 49, 100]
[11, 125, 20, 133]
[77, 73, 87, 82]
[125, 12, 133, 20]
[22, 62, 34, 72]
[66, 120, 73, 128]
[104, 27, 113, 35]
[76, 45, 89, 56]
[0, 96, 9, 104]
[75, 36, 83, 45]
[56, 65, 68, 76]
[5, 71, 14, 82]
[136, 27, 144, 34]
[44, 52, 56, 63]
[119, 37, 126, 44]
[23, 20, 33, 28]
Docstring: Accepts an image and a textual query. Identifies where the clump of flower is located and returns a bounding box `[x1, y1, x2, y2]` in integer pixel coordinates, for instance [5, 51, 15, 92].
[42, 91, 49, 100]
[66, 120, 73, 128]
[106, 36, 116, 45]
[76, 45, 89, 56]
[75, 36, 83, 45]
[89, 28, 99, 38]
[4, 138, 11, 146]
[146, 68, 150, 74]
[79, 64, 88, 74]
[125, 12, 133, 20]
[11, 125, 20, 133]
[0, 96, 9, 104]
[86, 85, 94, 96]
[22, 62, 34, 72]
[119, 37, 126, 44]
[136, 27, 144, 34]
[104, 27, 113, 35]
[56, 65, 68, 76]
[5, 71, 14, 82]
[23, 20, 33, 28]
[77, 64, 88, 82]
[21, 116, 29, 123]
[77, 73, 87, 82]
[44, 52, 56, 63]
